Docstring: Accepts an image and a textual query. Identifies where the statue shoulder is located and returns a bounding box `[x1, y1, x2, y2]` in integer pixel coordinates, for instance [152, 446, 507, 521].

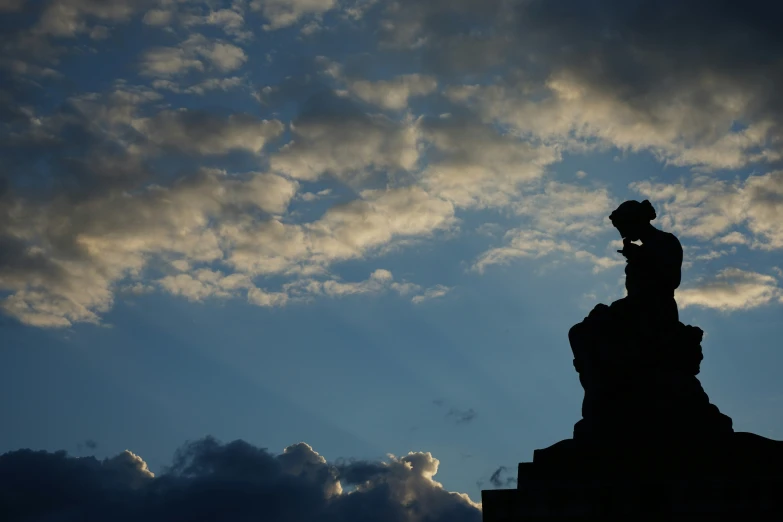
[668, 231, 683, 252]
[659, 230, 683, 252]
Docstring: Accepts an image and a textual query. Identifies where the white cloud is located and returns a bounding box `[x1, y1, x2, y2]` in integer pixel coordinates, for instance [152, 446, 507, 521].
[142, 8, 173, 26]
[299, 189, 332, 202]
[140, 46, 204, 77]
[631, 171, 783, 249]
[420, 118, 560, 208]
[0, 141, 457, 326]
[513, 182, 615, 236]
[717, 232, 748, 245]
[250, 0, 337, 30]
[224, 185, 455, 276]
[285, 270, 448, 305]
[152, 76, 246, 95]
[183, 8, 253, 41]
[572, 250, 624, 273]
[447, 76, 780, 172]
[348, 74, 438, 110]
[677, 268, 782, 311]
[157, 269, 253, 302]
[270, 111, 421, 183]
[0, 169, 299, 327]
[471, 181, 619, 274]
[286, 269, 394, 298]
[247, 286, 289, 307]
[102, 450, 155, 489]
[140, 34, 246, 77]
[411, 284, 451, 304]
[34, 0, 142, 37]
[473, 230, 573, 274]
[131, 110, 284, 155]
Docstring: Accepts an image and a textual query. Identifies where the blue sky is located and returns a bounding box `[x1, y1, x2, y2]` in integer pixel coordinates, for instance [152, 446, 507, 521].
[1, 0, 783, 517]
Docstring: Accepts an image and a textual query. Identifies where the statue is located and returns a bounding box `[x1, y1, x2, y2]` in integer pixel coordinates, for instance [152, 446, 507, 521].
[552, 199, 746, 471]
[534, 200, 783, 476]
[481, 200, 783, 520]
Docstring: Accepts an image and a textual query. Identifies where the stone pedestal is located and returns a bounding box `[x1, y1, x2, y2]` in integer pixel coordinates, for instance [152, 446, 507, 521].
[481, 433, 783, 521]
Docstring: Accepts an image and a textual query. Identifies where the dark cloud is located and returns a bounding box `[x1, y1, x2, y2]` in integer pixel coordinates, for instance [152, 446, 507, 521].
[447, 407, 477, 424]
[488, 466, 516, 488]
[0, 437, 481, 522]
[515, 0, 783, 115]
[433, 399, 478, 424]
[381, 0, 783, 170]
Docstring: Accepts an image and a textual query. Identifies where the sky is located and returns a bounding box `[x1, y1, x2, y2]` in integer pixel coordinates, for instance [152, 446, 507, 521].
[1, 0, 783, 520]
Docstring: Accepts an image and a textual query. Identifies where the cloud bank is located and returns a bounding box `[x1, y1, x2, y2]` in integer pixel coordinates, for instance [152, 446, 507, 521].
[0, 437, 481, 522]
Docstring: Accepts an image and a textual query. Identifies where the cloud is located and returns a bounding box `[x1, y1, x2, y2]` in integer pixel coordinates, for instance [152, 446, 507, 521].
[677, 268, 782, 311]
[384, 0, 783, 172]
[33, 0, 147, 38]
[0, 0, 25, 12]
[182, 7, 253, 42]
[471, 181, 619, 274]
[488, 466, 516, 489]
[140, 34, 247, 77]
[631, 171, 783, 249]
[0, 168, 299, 327]
[420, 115, 561, 209]
[0, 145, 453, 326]
[411, 284, 451, 304]
[269, 92, 421, 184]
[222, 185, 455, 278]
[447, 408, 477, 424]
[346, 74, 438, 110]
[433, 400, 477, 425]
[142, 8, 172, 26]
[284, 269, 396, 298]
[153, 76, 247, 96]
[513, 182, 615, 236]
[251, 0, 338, 30]
[473, 230, 573, 274]
[157, 270, 254, 302]
[7, 0, 783, 329]
[130, 110, 284, 155]
[0, 437, 481, 522]
[474, 229, 624, 276]
[278, 270, 448, 308]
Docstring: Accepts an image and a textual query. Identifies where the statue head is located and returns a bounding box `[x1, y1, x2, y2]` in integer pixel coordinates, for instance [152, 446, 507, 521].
[609, 200, 656, 240]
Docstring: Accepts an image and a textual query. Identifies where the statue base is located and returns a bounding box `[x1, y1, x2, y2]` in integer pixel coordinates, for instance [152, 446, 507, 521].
[481, 432, 783, 521]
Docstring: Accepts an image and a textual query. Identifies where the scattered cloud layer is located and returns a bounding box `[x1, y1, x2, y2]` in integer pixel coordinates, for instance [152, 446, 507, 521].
[631, 172, 783, 250]
[677, 268, 782, 311]
[0, 438, 481, 522]
[2, 0, 783, 327]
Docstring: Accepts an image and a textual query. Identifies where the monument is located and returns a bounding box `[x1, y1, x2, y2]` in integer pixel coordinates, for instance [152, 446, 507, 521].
[482, 200, 783, 521]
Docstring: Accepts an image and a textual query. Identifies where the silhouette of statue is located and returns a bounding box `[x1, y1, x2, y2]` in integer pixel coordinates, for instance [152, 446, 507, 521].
[611, 199, 681, 326]
[481, 201, 783, 519]
[567, 200, 733, 449]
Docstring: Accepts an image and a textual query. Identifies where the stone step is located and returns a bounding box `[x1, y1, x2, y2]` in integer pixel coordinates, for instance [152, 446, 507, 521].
[483, 472, 783, 521]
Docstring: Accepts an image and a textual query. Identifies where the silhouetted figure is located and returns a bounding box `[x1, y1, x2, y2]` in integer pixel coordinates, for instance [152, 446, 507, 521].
[482, 201, 783, 520]
[568, 200, 732, 448]
[611, 199, 681, 326]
